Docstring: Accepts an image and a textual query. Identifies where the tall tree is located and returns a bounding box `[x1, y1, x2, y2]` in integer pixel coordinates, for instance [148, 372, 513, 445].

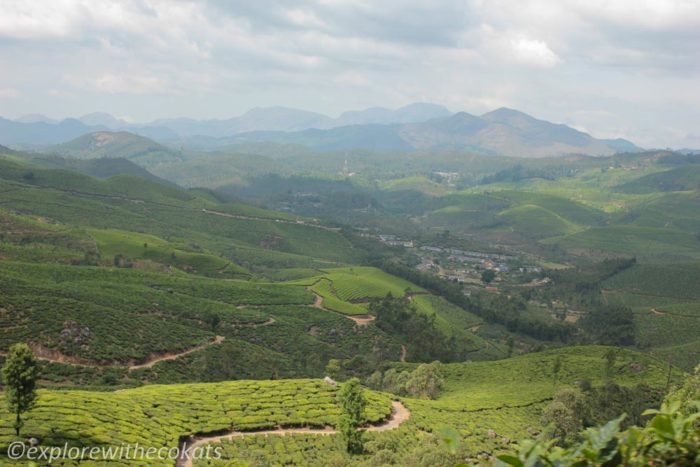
[337, 378, 366, 453]
[2, 343, 39, 436]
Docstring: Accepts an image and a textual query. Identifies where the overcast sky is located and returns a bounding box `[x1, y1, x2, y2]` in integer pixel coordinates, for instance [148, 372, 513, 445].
[0, 0, 698, 148]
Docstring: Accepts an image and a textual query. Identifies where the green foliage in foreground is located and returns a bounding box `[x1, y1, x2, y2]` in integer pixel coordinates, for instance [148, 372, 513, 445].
[499, 402, 699, 467]
[493, 364, 699, 466]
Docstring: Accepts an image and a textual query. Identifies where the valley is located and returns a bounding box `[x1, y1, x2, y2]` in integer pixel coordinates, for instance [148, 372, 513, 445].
[0, 123, 698, 465]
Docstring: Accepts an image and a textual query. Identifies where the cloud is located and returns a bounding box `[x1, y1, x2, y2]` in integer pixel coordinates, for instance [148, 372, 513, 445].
[0, 0, 698, 147]
[67, 73, 171, 95]
[509, 37, 561, 68]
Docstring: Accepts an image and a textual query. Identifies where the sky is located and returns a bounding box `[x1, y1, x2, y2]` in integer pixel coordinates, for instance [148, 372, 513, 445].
[0, 0, 699, 148]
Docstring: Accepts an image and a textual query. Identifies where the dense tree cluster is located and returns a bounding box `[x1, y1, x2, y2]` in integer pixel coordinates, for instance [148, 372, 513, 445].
[479, 164, 578, 185]
[378, 260, 575, 342]
[366, 361, 444, 399]
[369, 294, 470, 362]
[580, 305, 636, 346]
[542, 381, 663, 445]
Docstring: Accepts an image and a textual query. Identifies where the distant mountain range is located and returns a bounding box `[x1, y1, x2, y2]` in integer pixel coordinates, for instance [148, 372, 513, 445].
[3, 103, 640, 157]
[226, 108, 639, 157]
[8, 103, 450, 142]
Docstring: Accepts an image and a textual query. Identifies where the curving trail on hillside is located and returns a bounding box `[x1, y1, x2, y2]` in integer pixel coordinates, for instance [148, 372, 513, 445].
[0, 336, 226, 370]
[177, 401, 410, 467]
[128, 335, 225, 370]
[308, 290, 376, 326]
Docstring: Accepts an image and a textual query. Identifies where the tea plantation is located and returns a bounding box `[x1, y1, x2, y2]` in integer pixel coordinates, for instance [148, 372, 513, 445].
[602, 262, 700, 370]
[289, 267, 425, 315]
[0, 379, 393, 465]
[187, 346, 675, 466]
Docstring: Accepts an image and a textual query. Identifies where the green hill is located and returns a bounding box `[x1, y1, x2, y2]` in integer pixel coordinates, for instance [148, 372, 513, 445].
[616, 165, 700, 193]
[498, 204, 581, 238]
[544, 225, 700, 261]
[51, 131, 183, 168]
[0, 155, 363, 270]
[25, 154, 172, 183]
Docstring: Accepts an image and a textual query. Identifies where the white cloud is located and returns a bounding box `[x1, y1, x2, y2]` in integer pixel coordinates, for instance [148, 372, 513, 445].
[509, 37, 561, 68]
[0, 0, 82, 39]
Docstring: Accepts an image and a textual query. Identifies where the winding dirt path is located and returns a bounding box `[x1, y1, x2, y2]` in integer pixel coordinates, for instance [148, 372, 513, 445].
[309, 291, 376, 326]
[128, 336, 225, 370]
[233, 317, 276, 328]
[312, 293, 324, 309]
[400, 345, 407, 363]
[366, 401, 411, 431]
[177, 401, 410, 467]
[1, 336, 226, 370]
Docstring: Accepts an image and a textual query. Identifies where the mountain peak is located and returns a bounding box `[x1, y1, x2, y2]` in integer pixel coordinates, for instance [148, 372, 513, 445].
[481, 107, 537, 122]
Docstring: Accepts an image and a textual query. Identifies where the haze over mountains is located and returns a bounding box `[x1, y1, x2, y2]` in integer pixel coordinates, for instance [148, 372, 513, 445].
[3, 103, 640, 157]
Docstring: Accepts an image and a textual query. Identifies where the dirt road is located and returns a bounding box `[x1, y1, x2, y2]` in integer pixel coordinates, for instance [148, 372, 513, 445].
[177, 401, 410, 467]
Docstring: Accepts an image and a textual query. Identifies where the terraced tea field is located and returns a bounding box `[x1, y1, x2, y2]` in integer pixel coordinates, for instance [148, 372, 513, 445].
[0, 379, 393, 465]
[0, 260, 312, 364]
[290, 267, 425, 316]
[602, 262, 700, 370]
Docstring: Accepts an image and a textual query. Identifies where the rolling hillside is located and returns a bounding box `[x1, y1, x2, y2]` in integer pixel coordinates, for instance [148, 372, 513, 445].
[616, 164, 700, 193]
[0, 153, 511, 389]
[51, 131, 183, 168]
